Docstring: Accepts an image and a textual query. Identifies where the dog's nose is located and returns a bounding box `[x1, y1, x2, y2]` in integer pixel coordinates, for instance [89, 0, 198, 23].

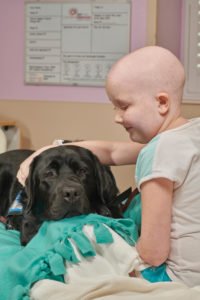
[63, 187, 81, 203]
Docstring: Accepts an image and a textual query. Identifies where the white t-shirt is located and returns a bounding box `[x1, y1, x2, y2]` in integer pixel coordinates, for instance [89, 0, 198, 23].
[135, 118, 200, 287]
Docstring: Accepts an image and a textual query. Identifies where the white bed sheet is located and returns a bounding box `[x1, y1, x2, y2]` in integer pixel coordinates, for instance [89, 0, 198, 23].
[30, 225, 200, 300]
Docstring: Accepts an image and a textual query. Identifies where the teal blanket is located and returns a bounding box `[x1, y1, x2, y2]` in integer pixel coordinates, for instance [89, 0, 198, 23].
[0, 214, 138, 300]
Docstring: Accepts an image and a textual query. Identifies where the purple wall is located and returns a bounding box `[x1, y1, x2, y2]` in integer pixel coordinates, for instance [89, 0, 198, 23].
[0, 0, 183, 103]
[156, 0, 183, 58]
[0, 0, 148, 103]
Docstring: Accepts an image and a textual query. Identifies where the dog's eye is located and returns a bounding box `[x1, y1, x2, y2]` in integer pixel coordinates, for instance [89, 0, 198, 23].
[77, 168, 87, 177]
[44, 169, 57, 178]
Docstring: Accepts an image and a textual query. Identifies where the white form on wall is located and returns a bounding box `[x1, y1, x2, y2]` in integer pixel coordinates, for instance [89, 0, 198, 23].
[25, 0, 131, 87]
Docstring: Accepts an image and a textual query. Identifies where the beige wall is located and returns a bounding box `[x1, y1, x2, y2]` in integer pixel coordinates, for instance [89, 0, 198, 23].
[1, 100, 200, 192]
[0, 100, 135, 192]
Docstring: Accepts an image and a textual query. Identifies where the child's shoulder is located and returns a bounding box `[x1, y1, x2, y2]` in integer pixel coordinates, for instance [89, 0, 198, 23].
[160, 118, 200, 144]
[138, 118, 200, 163]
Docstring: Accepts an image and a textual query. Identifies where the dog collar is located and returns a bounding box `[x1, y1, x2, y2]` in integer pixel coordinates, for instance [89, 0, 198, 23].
[7, 190, 24, 216]
[115, 187, 132, 205]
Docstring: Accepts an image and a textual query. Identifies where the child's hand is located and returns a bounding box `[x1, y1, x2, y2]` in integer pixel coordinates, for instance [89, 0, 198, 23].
[17, 145, 54, 186]
[17, 153, 34, 186]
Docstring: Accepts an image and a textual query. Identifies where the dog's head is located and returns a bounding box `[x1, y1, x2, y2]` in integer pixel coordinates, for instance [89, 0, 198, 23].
[22, 146, 120, 242]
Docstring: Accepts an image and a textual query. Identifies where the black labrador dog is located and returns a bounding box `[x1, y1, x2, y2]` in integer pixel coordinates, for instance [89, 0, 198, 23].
[0, 146, 121, 245]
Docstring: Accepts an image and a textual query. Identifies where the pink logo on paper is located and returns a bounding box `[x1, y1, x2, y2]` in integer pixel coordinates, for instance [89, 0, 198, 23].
[69, 8, 77, 16]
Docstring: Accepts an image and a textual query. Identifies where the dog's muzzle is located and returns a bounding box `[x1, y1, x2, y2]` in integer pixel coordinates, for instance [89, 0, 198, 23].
[63, 185, 83, 203]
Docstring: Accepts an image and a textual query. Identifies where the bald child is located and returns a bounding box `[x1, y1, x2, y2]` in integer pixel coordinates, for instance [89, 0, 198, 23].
[17, 46, 200, 287]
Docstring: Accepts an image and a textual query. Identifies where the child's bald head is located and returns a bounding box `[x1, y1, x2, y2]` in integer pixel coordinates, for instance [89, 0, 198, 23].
[106, 46, 185, 108]
[105, 46, 186, 143]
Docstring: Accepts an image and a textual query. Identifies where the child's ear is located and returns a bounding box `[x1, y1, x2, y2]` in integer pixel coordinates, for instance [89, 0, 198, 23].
[156, 92, 169, 115]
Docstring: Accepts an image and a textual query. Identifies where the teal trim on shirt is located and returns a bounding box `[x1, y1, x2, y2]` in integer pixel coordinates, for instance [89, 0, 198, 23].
[135, 135, 161, 188]
[141, 264, 171, 283]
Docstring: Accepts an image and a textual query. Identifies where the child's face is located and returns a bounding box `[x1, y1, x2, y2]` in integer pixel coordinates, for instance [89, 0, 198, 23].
[107, 84, 165, 144]
[105, 46, 186, 143]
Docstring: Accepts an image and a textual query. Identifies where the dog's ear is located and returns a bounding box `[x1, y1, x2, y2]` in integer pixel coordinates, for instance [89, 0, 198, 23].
[93, 156, 121, 217]
[0, 164, 15, 215]
[21, 156, 41, 244]
[24, 156, 39, 214]
[20, 214, 40, 245]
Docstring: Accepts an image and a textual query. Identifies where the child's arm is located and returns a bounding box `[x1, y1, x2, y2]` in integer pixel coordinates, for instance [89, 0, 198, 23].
[136, 177, 173, 266]
[17, 140, 144, 186]
[62, 140, 144, 165]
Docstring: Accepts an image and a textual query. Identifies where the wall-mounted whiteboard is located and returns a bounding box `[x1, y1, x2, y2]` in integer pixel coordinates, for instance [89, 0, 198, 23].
[25, 0, 131, 87]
